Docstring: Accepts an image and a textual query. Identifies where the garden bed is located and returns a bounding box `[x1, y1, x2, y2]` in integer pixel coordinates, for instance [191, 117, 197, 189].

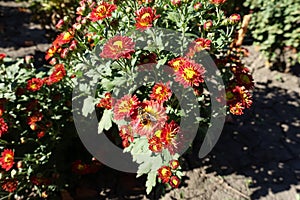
[0, 1, 299, 199]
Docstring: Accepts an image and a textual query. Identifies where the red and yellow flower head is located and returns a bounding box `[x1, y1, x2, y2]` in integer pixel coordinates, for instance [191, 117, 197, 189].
[100, 35, 135, 60]
[97, 92, 113, 110]
[169, 175, 180, 188]
[131, 100, 167, 137]
[157, 166, 172, 183]
[174, 58, 205, 88]
[1, 179, 18, 193]
[0, 118, 8, 137]
[89, 1, 117, 22]
[150, 82, 172, 103]
[26, 78, 44, 92]
[168, 57, 189, 72]
[0, 149, 14, 171]
[114, 94, 140, 120]
[135, 7, 160, 30]
[47, 64, 67, 85]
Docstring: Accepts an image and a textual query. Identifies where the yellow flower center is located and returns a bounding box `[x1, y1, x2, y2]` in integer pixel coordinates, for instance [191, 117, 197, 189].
[172, 179, 178, 185]
[155, 130, 162, 138]
[4, 155, 13, 163]
[63, 32, 72, 40]
[113, 40, 123, 49]
[184, 68, 196, 80]
[161, 168, 169, 176]
[97, 5, 107, 16]
[119, 101, 131, 113]
[141, 12, 151, 20]
[155, 86, 163, 94]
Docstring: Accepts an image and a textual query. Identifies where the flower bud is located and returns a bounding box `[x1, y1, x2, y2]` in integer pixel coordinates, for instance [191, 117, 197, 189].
[24, 55, 34, 64]
[55, 19, 64, 30]
[0, 53, 6, 61]
[171, 0, 181, 6]
[194, 3, 202, 10]
[203, 20, 213, 31]
[169, 160, 180, 170]
[229, 14, 241, 24]
[17, 161, 23, 169]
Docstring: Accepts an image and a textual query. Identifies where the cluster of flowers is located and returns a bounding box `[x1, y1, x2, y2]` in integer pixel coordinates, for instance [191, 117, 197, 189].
[26, 63, 67, 92]
[0, 53, 103, 197]
[157, 160, 181, 188]
[37, 0, 253, 194]
[214, 47, 254, 115]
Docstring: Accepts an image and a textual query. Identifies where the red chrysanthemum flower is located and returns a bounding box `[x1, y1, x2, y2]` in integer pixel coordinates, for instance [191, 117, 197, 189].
[157, 166, 172, 183]
[89, 2, 117, 22]
[174, 59, 205, 88]
[0, 53, 6, 61]
[45, 45, 58, 60]
[194, 2, 202, 10]
[234, 86, 252, 108]
[26, 78, 44, 92]
[168, 57, 189, 72]
[171, 0, 181, 6]
[54, 29, 75, 46]
[135, 7, 160, 30]
[113, 94, 140, 120]
[160, 121, 180, 154]
[27, 111, 43, 125]
[169, 175, 181, 188]
[97, 92, 113, 110]
[0, 118, 8, 137]
[37, 131, 45, 139]
[229, 14, 241, 24]
[150, 82, 172, 103]
[0, 149, 14, 171]
[226, 85, 252, 115]
[119, 125, 134, 148]
[186, 38, 211, 58]
[169, 160, 180, 170]
[210, 0, 226, 5]
[100, 35, 135, 60]
[1, 179, 18, 193]
[229, 102, 244, 115]
[203, 20, 213, 31]
[148, 134, 163, 153]
[47, 64, 67, 85]
[131, 100, 168, 137]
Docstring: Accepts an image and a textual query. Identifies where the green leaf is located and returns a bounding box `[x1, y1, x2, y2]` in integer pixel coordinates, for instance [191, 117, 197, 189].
[98, 109, 113, 134]
[137, 162, 152, 178]
[146, 170, 157, 194]
[82, 96, 95, 117]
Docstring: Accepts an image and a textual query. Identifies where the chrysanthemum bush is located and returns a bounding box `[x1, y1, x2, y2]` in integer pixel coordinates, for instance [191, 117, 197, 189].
[0, 55, 102, 199]
[0, 0, 254, 198]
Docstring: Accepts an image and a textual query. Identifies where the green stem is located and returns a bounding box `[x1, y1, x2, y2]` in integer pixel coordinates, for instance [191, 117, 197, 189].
[0, 194, 10, 200]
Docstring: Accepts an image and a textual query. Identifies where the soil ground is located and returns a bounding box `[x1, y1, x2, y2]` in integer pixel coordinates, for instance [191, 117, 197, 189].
[0, 1, 299, 199]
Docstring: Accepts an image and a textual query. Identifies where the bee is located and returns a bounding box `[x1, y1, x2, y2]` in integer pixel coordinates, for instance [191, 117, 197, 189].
[137, 107, 157, 125]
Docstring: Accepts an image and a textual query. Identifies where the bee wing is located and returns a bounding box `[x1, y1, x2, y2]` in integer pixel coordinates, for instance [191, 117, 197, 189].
[148, 114, 157, 122]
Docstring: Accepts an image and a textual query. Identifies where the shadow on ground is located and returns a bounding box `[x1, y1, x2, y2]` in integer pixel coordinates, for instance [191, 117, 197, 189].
[0, 1, 48, 48]
[200, 82, 300, 199]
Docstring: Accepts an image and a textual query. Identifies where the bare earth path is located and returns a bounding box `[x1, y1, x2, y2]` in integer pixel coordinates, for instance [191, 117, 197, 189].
[1, 1, 300, 199]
